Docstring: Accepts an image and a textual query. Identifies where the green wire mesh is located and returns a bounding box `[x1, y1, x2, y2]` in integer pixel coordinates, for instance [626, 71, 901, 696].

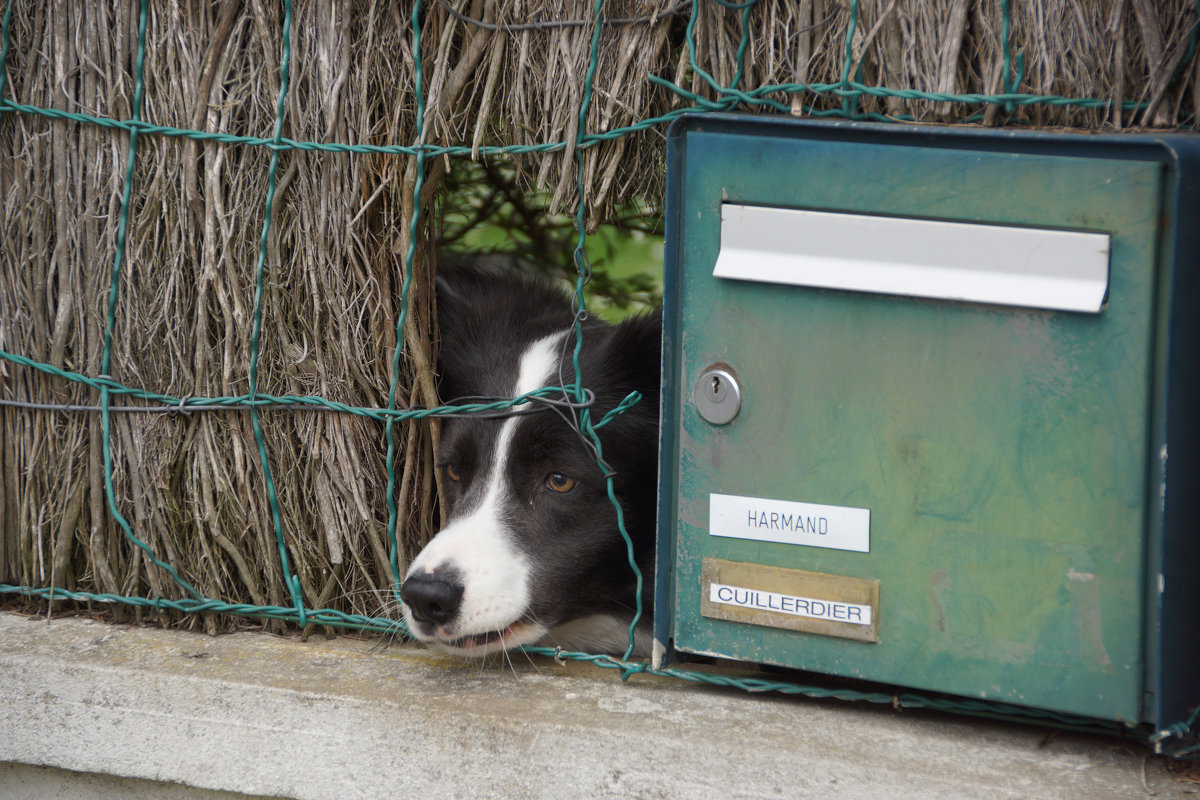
[1, 0, 1197, 754]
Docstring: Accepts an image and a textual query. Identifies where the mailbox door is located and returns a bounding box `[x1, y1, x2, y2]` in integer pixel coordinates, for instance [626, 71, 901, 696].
[662, 122, 1167, 723]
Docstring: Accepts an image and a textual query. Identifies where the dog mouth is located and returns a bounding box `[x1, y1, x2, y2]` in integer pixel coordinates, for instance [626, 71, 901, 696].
[441, 625, 517, 650]
[428, 619, 546, 655]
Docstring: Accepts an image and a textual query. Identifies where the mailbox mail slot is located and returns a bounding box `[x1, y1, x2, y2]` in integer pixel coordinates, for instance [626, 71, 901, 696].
[654, 115, 1200, 738]
[714, 205, 1111, 313]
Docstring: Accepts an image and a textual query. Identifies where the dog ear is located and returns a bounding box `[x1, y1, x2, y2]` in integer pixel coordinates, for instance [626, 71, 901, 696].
[433, 268, 474, 402]
[601, 309, 662, 415]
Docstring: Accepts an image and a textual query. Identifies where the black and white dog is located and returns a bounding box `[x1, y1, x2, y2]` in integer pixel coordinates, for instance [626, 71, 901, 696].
[400, 267, 660, 658]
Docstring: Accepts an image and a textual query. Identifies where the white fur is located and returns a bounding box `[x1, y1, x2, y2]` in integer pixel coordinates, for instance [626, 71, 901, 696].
[404, 331, 565, 653]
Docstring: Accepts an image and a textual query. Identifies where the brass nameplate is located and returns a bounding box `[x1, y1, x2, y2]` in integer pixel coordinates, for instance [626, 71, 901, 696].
[701, 557, 879, 643]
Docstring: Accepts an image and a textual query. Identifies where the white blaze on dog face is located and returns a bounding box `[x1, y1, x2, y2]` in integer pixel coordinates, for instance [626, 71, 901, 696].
[403, 331, 565, 655]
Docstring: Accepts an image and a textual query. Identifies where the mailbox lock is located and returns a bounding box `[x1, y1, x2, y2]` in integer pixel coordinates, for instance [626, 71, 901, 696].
[694, 367, 741, 425]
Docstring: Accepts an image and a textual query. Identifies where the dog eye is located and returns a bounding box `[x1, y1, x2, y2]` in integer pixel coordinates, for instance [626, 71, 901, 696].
[444, 464, 461, 482]
[545, 473, 577, 493]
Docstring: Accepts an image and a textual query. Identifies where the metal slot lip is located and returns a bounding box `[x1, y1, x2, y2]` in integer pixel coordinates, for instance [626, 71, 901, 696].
[714, 204, 1111, 313]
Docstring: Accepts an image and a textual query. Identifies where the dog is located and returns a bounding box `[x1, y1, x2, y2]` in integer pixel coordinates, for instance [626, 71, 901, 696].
[400, 266, 661, 658]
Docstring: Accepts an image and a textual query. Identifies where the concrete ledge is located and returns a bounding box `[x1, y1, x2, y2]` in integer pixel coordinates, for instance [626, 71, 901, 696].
[0, 611, 1192, 799]
[0, 762, 282, 800]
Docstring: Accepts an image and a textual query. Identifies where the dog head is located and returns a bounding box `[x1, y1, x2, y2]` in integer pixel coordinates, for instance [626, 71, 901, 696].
[400, 268, 660, 657]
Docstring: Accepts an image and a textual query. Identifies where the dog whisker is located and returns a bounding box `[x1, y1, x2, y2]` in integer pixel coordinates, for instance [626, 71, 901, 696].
[500, 638, 521, 679]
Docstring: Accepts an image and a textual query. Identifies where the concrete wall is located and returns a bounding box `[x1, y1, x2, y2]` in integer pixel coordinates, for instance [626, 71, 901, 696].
[0, 763, 282, 800]
[0, 612, 1191, 799]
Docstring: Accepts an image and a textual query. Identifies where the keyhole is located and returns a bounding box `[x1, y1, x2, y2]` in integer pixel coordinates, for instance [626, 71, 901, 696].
[694, 367, 741, 425]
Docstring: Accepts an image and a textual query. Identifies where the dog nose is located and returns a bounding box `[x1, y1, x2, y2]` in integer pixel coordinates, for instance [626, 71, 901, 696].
[401, 573, 465, 625]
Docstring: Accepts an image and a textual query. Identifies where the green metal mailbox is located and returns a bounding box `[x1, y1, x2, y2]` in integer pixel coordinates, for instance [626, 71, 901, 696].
[653, 114, 1200, 739]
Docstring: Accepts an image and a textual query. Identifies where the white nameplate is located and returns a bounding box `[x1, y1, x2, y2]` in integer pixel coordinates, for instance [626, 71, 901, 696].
[709, 581, 873, 626]
[714, 204, 1111, 313]
[709, 493, 870, 553]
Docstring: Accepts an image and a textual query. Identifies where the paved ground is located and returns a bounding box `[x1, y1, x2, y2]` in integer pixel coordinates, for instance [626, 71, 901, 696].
[1, 611, 1196, 799]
